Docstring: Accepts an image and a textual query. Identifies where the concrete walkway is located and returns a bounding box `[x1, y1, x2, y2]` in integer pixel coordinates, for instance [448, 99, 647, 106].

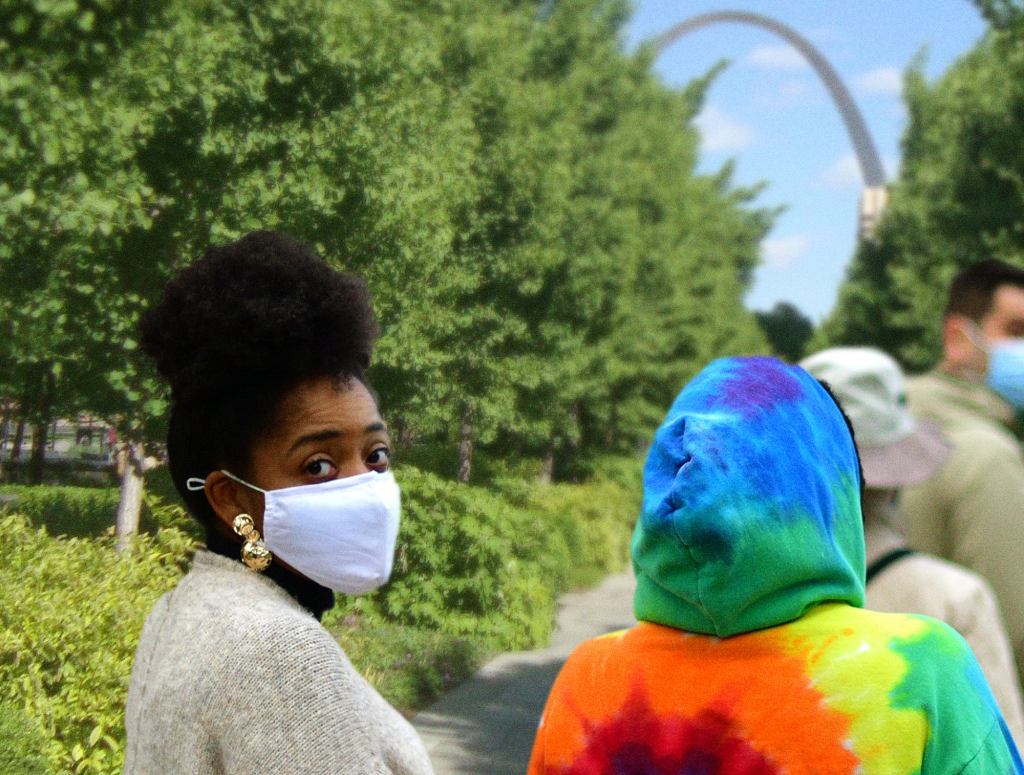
[412, 571, 636, 775]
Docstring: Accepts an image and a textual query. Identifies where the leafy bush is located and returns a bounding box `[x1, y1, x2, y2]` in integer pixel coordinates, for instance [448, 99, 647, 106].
[0, 514, 194, 775]
[0, 485, 121, 538]
[333, 466, 570, 651]
[0, 701, 53, 775]
[330, 460, 641, 653]
[329, 620, 482, 714]
[521, 473, 640, 588]
[0, 484, 202, 542]
[0, 459, 640, 772]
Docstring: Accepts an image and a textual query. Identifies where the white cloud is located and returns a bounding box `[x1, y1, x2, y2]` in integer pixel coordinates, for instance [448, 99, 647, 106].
[818, 153, 900, 189]
[694, 105, 753, 153]
[853, 66, 903, 96]
[745, 43, 808, 71]
[819, 152, 863, 189]
[754, 78, 816, 108]
[761, 234, 811, 269]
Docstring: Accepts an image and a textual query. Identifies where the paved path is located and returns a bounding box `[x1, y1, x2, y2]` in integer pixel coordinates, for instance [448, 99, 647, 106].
[412, 571, 636, 775]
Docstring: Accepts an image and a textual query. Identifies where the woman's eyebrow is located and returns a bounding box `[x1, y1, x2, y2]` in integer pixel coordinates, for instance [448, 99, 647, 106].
[286, 423, 387, 455]
[287, 429, 343, 455]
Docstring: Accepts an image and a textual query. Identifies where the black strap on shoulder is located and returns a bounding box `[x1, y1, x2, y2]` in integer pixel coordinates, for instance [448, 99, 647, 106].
[866, 547, 916, 584]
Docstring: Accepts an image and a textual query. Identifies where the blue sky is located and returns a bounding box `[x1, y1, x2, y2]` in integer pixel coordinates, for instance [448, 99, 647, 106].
[624, 1, 987, 321]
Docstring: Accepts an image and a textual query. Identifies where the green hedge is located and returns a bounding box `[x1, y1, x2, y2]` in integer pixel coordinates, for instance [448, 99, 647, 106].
[0, 484, 199, 541]
[0, 701, 54, 775]
[0, 486, 122, 538]
[346, 466, 569, 649]
[331, 620, 483, 715]
[331, 462, 639, 652]
[0, 514, 194, 775]
[2, 459, 641, 772]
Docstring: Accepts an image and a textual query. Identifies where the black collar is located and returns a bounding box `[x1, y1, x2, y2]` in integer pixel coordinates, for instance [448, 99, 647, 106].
[205, 530, 335, 620]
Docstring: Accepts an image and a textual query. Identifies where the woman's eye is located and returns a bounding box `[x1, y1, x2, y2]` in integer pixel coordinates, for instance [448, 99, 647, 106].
[305, 459, 337, 479]
[367, 447, 390, 470]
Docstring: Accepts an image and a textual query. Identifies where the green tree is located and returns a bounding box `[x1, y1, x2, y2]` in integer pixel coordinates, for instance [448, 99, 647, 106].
[0, 1, 165, 496]
[1, 0, 774, 499]
[819, 2, 1024, 369]
[756, 302, 815, 362]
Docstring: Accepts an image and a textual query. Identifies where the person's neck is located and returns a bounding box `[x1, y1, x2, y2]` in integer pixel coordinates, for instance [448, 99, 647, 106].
[938, 359, 984, 384]
[205, 530, 335, 620]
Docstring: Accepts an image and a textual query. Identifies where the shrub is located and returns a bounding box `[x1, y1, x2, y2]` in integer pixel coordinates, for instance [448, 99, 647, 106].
[523, 474, 640, 588]
[328, 620, 482, 714]
[0, 484, 202, 542]
[330, 460, 641, 654]
[0, 514, 194, 775]
[0, 485, 121, 538]
[0, 458, 641, 771]
[333, 466, 571, 651]
[0, 701, 53, 775]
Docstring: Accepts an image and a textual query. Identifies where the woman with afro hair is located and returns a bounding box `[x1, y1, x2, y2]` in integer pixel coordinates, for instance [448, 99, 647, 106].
[123, 231, 434, 774]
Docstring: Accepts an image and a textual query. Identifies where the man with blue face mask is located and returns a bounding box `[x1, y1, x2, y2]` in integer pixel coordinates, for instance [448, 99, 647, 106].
[902, 258, 1024, 696]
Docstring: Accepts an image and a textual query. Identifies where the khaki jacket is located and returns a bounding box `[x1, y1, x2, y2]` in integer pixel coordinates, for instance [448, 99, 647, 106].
[903, 371, 1024, 697]
[865, 514, 1024, 745]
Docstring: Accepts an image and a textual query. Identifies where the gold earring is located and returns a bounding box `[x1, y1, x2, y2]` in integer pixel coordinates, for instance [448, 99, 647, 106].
[232, 514, 272, 572]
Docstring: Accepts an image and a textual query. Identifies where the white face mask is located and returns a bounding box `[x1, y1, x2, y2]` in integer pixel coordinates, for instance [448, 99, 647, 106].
[188, 470, 401, 595]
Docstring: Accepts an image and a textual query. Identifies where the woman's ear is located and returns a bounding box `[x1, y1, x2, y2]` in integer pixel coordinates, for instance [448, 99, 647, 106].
[204, 471, 265, 532]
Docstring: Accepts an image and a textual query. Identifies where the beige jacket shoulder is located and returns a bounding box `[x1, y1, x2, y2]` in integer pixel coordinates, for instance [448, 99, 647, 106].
[902, 370, 1024, 690]
[864, 518, 1024, 745]
[123, 551, 434, 775]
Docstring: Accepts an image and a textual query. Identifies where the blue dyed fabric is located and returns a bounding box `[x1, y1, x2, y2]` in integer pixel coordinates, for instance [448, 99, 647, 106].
[632, 356, 866, 636]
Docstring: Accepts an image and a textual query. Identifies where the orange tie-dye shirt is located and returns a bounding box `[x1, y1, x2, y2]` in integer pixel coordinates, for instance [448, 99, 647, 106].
[527, 606, 1020, 774]
[528, 358, 1021, 775]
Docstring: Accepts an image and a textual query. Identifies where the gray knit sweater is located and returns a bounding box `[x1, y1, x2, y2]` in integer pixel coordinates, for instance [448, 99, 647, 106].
[123, 551, 434, 774]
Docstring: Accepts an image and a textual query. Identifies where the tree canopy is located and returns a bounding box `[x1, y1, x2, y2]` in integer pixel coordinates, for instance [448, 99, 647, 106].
[818, 2, 1024, 370]
[756, 302, 814, 363]
[0, 0, 772, 485]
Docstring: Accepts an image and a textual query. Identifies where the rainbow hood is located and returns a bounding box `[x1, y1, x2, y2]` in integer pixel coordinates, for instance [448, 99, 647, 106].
[633, 356, 866, 636]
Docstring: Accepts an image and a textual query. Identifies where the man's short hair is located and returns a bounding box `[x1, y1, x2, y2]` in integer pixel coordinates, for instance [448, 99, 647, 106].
[945, 259, 1024, 321]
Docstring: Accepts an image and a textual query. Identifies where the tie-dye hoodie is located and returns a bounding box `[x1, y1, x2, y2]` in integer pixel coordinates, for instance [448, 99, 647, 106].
[528, 357, 1022, 774]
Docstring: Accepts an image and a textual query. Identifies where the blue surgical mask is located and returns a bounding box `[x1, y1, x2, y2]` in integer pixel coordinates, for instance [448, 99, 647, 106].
[967, 323, 1024, 410]
[987, 338, 1024, 410]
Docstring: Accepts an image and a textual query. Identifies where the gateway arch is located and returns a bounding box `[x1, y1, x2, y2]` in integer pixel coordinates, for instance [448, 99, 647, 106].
[650, 10, 888, 236]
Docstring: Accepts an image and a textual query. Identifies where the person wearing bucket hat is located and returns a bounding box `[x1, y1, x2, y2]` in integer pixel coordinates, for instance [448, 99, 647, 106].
[803, 346, 1024, 744]
[527, 356, 1022, 774]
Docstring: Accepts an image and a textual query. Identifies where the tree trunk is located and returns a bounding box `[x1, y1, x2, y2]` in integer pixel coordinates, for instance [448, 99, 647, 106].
[0, 407, 9, 448]
[115, 441, 146, 552]
[27, 420, 48, 484]
[393, 417, 415, 454]
[538, 445, 554, 484]
[456, 404, 473, 484]
[0, 407, 8, 479]
[10, 419, 25, 461]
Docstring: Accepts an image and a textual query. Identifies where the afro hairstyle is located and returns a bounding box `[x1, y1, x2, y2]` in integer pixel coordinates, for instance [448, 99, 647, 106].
[140, 230, 379, 532]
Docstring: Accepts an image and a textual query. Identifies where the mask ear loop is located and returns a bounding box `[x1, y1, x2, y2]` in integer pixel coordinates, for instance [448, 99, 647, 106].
[184, 473, 273, 572]
[184, 471, 267, 494]
[220, 470, 268, 494]
[960, 319, 990, 354]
